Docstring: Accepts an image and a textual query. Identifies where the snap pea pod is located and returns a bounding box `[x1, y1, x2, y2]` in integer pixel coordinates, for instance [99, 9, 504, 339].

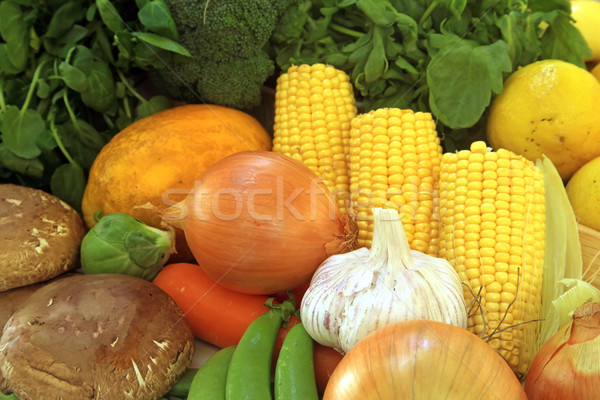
[226, 300, 295, 400]
[274, 322, 319, 400]
[164, 367, 198, 397]
[188, 346, 236, 400]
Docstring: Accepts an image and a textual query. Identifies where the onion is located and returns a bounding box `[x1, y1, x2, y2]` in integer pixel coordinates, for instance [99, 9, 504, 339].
[525, 302, 600, 400]
[163, 151, 356, 295]
[323, 320, 526, 400]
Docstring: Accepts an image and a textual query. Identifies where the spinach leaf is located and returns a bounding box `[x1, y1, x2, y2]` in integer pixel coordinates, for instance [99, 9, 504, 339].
[496, 11, 542, 69]
[0, 143, 44, 179]
[59, 61, 89, 92]
[137, 0, 179, 41]
[0, 44, 23, 74]
[133, 32, 191, 57]
[528, 0, 570, 13]
[364, 26, 388, 83]
[45, 1, 85, 39]
[58, 119, 106, 170]
[1, 105, 45, 159]
[0, 0, 29, 73]
[80, 61, 116, 113]
[51, 163, 86, 213]
[539, 11, 592, 67]
[136, 95, 172, 120]
[96, 0, 125, 32]
[427, 37, 512, 129]
[71, 45, 95, 74]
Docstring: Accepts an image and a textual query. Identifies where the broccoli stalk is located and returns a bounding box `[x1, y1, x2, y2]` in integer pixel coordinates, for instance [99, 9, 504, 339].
[151, 0, 297, 110]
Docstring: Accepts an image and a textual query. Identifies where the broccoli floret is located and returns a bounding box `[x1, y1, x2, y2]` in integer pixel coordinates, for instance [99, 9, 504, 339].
[168, 0, 281, 60]
[199, 51, 274, 109]
[153, 50, 274, 109]
[152, 0, 295, 110]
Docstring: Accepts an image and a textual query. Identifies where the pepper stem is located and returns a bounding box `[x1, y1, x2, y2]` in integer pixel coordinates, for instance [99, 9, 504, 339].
[368, 207, 415, 268]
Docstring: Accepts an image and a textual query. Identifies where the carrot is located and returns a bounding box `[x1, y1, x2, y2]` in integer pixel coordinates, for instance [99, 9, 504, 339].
[153, 262, 343, 393]
[152, 262, 271, 348]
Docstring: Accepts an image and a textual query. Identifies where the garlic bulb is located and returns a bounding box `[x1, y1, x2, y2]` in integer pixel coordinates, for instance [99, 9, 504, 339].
[300, 207, 468, 353]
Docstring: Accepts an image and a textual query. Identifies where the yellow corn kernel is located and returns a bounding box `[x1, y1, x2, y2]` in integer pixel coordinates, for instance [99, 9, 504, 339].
[348, 108, 443, 255]
[273, 64, 357, 213]
[437, 141, 545, 379]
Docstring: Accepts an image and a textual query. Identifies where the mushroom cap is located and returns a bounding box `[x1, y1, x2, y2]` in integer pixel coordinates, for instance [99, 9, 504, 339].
[0, 184, 86, 291]
[0, 274, 76, 392]
[0, 282, 44, 393]
[0, 273, 195, 400]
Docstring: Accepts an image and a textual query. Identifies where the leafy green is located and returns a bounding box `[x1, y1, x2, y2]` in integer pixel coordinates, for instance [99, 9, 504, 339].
[138, 0, 179, 41]
[1, 106, 45, 159]
[80, 213, 175, 280]
[271, 0, 592, 150]
[0, 0, 183, 210]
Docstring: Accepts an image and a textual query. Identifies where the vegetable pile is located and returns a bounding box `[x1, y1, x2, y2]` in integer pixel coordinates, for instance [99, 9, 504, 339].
[3, 0, 600, 398]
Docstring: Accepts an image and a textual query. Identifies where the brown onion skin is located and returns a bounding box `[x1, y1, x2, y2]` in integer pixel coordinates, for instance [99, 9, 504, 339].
[323, 320, 526, 400]
[525, 302, 600, 400]
[181, 151, 354, 295]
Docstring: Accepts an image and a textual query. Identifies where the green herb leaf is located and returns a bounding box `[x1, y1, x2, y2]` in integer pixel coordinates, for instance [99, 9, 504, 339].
[59, 61, 89, 92]
[96, 0, 124, 32]
[0, 0, 29, 72]
[44, 1, 84, 39]
[133, 32, 191, 57]
[50, 163, 86, 213]
[496, 11, 542, 69]
[93, 26, 115, 64]
[72, 45, 95, 73]
[0, 143, 44, 179]
[364, 26, 387, 83]
[356, 0, 397, 26]
[35, 129, 58, 152]
[58, 119, 106, 170]
[539, 11, 591, 67]
[528, 0, 570, 13]
[86, 3, 98, 21]
[427, 37, 512, 129]
[57, 24, 89, 46]
[439, 0, 467, 17]
[1, 105, 44, 159]
[137, 0, 179, 41]
[0, 44, 22, 74]
[80, 61, 116, 113]
[136, 95, 172, 120]
[36, 79, 51, 99]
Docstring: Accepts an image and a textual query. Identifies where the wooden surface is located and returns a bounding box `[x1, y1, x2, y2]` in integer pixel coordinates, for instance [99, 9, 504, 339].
[580, 224, 600, 288]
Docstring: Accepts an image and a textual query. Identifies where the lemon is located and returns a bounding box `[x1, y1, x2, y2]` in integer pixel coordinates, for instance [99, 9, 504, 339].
[566, 156, 600, 231]
[571, 0, 600, 62]
[486, 59, 600, 180]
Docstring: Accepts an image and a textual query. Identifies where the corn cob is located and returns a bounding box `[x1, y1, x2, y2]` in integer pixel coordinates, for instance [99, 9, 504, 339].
[272, 64, 357, 214]
[346, 108, 443, 255]
[437, 141, 545, 378]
